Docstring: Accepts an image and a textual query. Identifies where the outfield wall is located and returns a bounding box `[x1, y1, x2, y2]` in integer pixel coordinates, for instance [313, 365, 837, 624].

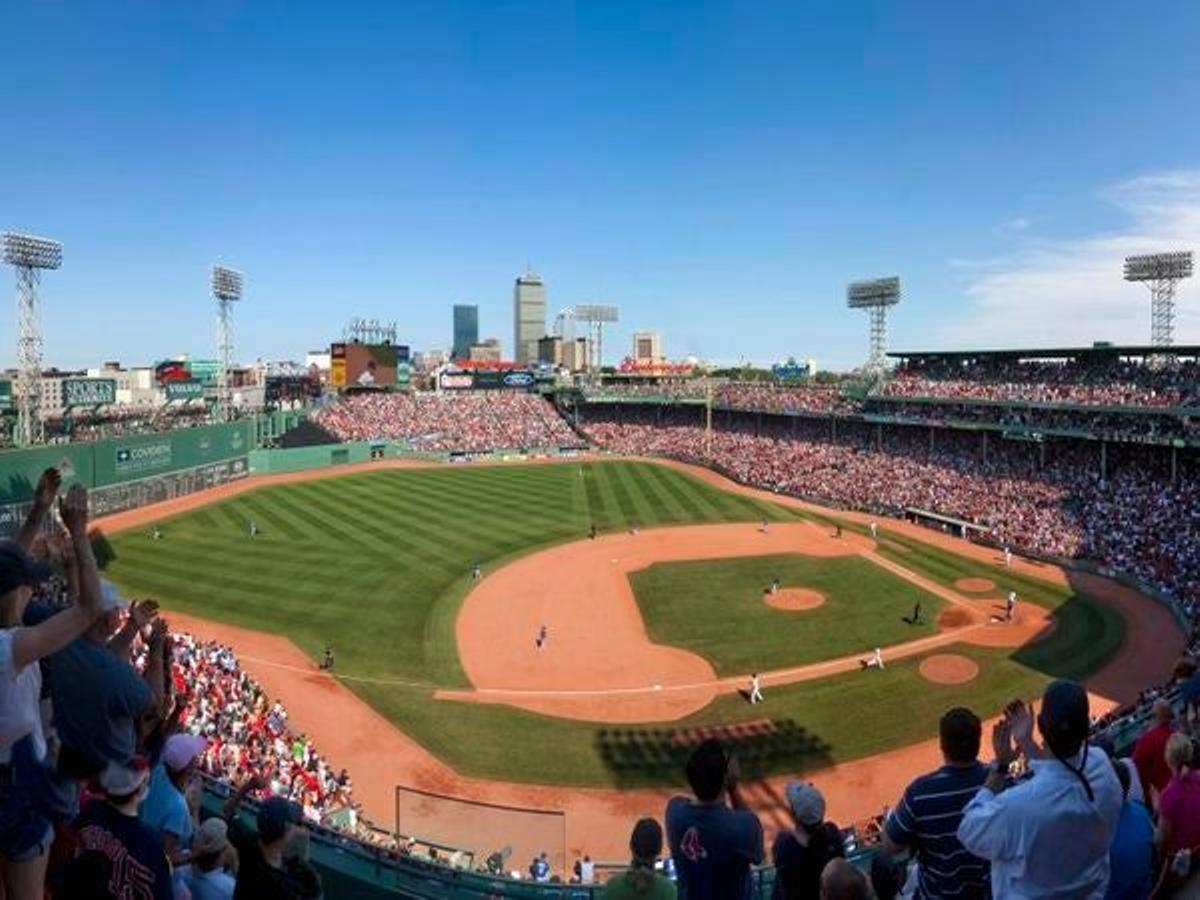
[0, 421, 255, 535]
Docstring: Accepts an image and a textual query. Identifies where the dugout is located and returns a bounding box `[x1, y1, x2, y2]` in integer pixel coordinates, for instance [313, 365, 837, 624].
[905, 507, 992, 541]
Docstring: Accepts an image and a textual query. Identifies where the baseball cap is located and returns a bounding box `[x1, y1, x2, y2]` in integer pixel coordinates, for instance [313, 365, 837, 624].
[99, 579, 129, 613]
[162, 733, 207, 772]
[99, 758, 151, 797]
[785, 781, 826, 827]
[0, 541, 52, 595]
[193, 817, 231, 857]
[257, 796, 303, 844]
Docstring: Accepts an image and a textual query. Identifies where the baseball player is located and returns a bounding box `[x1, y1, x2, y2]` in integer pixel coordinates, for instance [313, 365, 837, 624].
[1006, 590, 1017, 622]
[472, 562, 482, 581]
[911, 601, 921, 625]
[589, 524, 597, 540]
[862, 647, 884, 670]
[869, 521, 878, 539]
[536, 624, 548, 652]
[152, 526, 162, 541]
[834, 524, 843, 539]
[760, 518, 769, 534]
[770, 576, 781, 595]
[1003, 546, 1012, 568]
[749, 673, 764, 705]
[249, 519, 258, 539]
[320, 646, 335, 671]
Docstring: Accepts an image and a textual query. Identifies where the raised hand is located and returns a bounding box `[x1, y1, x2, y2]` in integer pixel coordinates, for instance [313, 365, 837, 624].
[991, 716, 1015, 767]
[129, 599, 160, 630]
[34, 468, 62, 508]
[58, 484, 90, 535]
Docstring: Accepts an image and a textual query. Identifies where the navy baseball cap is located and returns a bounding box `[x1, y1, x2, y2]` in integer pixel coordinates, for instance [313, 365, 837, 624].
[0, 541, 52, 595]
[257, 796, 302, 844]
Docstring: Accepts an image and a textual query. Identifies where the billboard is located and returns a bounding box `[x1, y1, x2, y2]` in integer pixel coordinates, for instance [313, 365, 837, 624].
[395, 363, 412, 386]
[438, 370, 535, 390]
[345, 343, 396, 387]
[165, 380, 205, 401]
[63, 378, 117, 408]
[772, 358, 811, 382]
[155, 360, 191, 384]
[264, 375, 321, 403]
[0, 381, 11, 413]
[330, 344, 347, 387]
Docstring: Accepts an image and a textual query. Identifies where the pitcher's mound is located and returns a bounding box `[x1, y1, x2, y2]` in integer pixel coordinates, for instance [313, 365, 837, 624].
[765, 588, 826, 611]
[955, 578, 996, 593]
[920, 654, 980, 685]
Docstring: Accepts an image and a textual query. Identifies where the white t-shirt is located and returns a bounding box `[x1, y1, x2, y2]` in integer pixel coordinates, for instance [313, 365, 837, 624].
[0, 628, 45, 764]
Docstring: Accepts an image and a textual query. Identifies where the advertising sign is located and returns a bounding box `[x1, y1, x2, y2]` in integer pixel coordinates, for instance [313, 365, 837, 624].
[165, 380, 205, 401]
[439, 372, 474, 390]
[330, 343, 347, 387]
[114, 442, 174, 477]
[396, 363, 412, 386]
[63, 379, 117, 408]
[772, 358, 811, 382]
[0, 381, 11, 413]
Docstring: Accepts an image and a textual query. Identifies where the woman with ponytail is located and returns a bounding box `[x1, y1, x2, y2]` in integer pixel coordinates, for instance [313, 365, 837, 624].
[603, 818, 676, 899]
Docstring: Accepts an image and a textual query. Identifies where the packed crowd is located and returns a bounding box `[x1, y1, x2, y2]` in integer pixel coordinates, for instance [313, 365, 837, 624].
[609, 670, 1200, 899]
[713, 384, 856, 416]
[0, 468, 328, 898]
[311, 390, 581, 452]
[881, 358, 1200, 409]
[860, 399, 1199, 444]
[582, 409, 1200, 604]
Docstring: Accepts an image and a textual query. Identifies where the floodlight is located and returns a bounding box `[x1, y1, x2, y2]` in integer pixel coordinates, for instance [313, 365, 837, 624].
[212, 265, 243, 301]
[3, 231, 63, 446]
[2, 233, 62, 270]
[1123, 251, 1193, 349]
[846, 276, 902, 371]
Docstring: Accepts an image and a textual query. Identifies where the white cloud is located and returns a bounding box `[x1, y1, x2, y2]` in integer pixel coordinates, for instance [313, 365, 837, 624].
[938, 170, 1200, 349]
[996, 216, 1031, 234]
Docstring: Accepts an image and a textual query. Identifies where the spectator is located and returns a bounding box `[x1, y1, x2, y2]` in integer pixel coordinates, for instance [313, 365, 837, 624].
[1104, 755, 1154, 900]
[224, 780, 321, 900]
[1131, 700, 1175, 808]
[72, 759, 174, 900]
[882, 707, 989, 899]
[603, 818, 677, 899]
[771, 781, 845, 900]
[140, 732, 207, 866]
[1156, 733, 1200, 860]
[819, 858, 874, 900]
[958, 682, 1122, 898]
[665, 739, 763, 900]
[0, 483, 103, 897]
[182, 816, 237, 900]
[46, 578, 162, 775]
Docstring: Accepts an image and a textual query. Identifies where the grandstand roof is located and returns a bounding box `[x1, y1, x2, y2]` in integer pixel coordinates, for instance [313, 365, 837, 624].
[888, 344, 1200, 362]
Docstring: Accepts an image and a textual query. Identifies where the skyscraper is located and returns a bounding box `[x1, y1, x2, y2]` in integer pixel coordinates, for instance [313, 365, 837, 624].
[513, 271, 546, 365]
[452, 304, 478, 360]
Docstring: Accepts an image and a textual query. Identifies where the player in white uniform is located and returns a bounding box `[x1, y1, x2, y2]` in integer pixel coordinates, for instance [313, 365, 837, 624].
[869, 521, 878, 539]
[862, 647, 884, 670]
[249, 519, 258, 538]
[1003, 546, 1012, 568]
[749, 673, 764, 704]
[1006, 591, 1017, 622]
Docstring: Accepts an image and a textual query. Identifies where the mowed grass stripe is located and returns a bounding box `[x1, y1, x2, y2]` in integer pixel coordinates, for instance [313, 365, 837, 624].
[622, 462, 687, 522]
[225, 494, 311, 543]
[586, 465, 628, 529]
[596, 463, 643, 522]
[641, 464, 719, 521]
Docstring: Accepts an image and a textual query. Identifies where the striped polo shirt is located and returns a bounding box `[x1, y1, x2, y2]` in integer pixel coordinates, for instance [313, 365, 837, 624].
[885, 762, 990, 899]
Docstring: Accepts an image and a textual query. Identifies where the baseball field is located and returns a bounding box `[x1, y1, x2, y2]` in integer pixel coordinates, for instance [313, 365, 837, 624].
[99, 458, 1131, 792]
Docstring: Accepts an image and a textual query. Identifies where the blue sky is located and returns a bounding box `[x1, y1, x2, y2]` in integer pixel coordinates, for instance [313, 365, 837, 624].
[2, 1, 1199, 371]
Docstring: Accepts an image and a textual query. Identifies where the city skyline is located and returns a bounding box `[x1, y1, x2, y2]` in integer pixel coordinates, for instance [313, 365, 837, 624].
[2, 2, 1199, 370]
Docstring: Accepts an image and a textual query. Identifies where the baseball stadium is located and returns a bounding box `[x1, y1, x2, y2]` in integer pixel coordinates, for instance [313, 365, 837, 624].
[5, 7, 1200, 899]
[0, 329, 1197, 896]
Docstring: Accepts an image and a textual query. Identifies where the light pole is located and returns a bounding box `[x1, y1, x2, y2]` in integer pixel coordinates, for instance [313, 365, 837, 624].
[846, 277, 901, 372]
[3, 232, 62, 446]
[1124, 252, 1193, 352]
[211, 265, 244, 421]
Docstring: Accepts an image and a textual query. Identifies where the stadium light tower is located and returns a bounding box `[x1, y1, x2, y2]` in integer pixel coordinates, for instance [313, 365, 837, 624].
[211, 265, 244, 421]
[3, 232, 62, 447]
[571, 304, 619, 377]
[846, 276, 901, 371]
[1123, 252, 1193, 350]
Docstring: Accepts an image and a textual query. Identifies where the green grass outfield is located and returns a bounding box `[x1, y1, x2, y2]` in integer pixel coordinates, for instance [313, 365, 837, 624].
[102, 459, 1127, 788]
[630, 554, 946, 675]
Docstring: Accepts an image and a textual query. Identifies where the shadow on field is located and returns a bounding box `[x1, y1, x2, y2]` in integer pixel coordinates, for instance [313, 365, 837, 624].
[594, 718, 833, 790]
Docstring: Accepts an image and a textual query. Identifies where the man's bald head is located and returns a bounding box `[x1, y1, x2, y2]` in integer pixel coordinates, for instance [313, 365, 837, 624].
[820, 858, 873, 900]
